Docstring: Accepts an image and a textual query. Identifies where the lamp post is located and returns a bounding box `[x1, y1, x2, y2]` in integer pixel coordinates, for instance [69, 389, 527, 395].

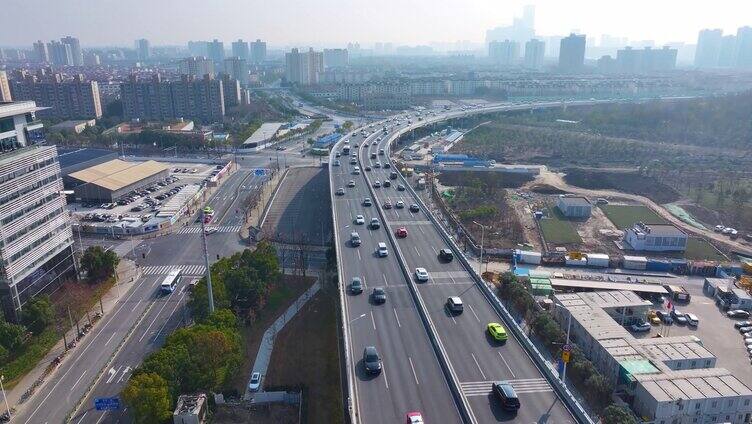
[200, 208, 215, 314]
[552, 303, 573, 386]
[472, 221, 489, 277]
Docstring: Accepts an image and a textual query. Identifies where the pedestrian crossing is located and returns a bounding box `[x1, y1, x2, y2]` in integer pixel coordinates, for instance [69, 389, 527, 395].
[143, 264, 207, 276]
[177, 225, 242, 235]
[460, 378, 553, 397]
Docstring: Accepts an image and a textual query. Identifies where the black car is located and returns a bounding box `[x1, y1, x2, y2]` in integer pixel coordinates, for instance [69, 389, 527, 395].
[365, 166, 372, 172]
[438, 249, 454, 262]
[383, 163, 391, 169]
[409, 204, 420, 213]
[383, 181, 391, 187]
[372, 287, 386, 304]
[492, 381, 520, 411]
[363, 346, 382, 374]
[389, 172, 398, 180]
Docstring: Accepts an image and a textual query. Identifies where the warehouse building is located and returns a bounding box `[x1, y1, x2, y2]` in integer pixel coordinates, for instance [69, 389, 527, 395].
[556, 195, 592, 218]
[551, 291, 752, 423]
[624, 222, 688, 252]
[68, 159, 169, 202]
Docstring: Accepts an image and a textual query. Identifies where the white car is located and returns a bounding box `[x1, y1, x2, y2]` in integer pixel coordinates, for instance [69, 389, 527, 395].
[395, 201, 405, 209]
[415, 268, 429, 282]
[204, 227, 218, 235]
[248, 372, 261, 392]
[355, 215, 365, 225]
[348, 180, 356, 188]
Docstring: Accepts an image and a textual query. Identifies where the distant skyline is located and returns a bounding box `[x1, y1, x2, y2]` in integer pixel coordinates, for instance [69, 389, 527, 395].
[2, 0, 751, 48]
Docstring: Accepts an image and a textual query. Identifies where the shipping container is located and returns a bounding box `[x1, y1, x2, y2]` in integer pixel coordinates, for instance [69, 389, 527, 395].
[623, 255, 648, 270]
[586, 253, 610, 268]
[565, 255, 587, 267]
[646, 259, 672, 272]
[664, 284, 691, 303]
[516, 250, 542, 265]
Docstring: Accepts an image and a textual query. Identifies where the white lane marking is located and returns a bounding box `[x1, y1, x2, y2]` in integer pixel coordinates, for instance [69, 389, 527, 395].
[138, 289, 177, 342]
[471, 353, 487, 380]
[117, 366, 131, 383]
[451, 314, 457, 324]
[94, 412, 107, 424]
[414, 246, 421, 256]
[408, 357, 420, 385]
[70, 370, 87, 392]
[419, 225, 425, 234]
[370, 310, 376, 330]
[75, 411, 88, 424]
[153, 292, 187, 342]
[105, 366, 121, 384]
[357, 249, 362, 260]
[467, 304, 481, 323]
[382, 364, 390, 390]
[498, 352, 516, 378]
[104, 332, 117, 346]
[393, 308, 401, 328]
[382, 273, 389, 287]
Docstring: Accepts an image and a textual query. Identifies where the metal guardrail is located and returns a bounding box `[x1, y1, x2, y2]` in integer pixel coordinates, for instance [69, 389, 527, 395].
[385, 106, 595, 424]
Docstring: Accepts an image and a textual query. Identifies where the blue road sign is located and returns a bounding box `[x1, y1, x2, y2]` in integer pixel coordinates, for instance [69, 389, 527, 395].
[94, 397, 120, 411]
[253, 168, 267, 177]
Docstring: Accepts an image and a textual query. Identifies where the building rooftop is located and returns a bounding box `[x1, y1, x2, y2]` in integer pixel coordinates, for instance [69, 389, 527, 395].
[242, 122, 285, 146]
[558, 196, 591, 207]
[0, 101, 48, 119]
[68, 159, 168, 191]
[635, 368, 752, 401]
[631, 223, 686, 236]
[57, 148, 117, 171]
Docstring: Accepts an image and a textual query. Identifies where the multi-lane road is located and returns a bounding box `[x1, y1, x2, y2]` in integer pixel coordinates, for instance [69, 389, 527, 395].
[332, 106, 580, 423]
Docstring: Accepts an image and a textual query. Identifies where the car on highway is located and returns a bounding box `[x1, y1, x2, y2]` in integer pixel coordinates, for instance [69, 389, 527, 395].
[383, 201, 393, 209]
[204, 227, 218, 235]
[373, 181, 382, 188]
[415, 268, 429, 282]
[409, 204, 420, 213]
[728, 310, 751, 319]
[348, 180, 356, 187]
[248, 372, 262, 392]
[672, 310, 688, 325]
[352, 167, 360, 175]
[406, 411, 424, 424]
[395, 201, 405, 209]
[384, 163, 391, 168]
[492, 381, 520, 411]
[446, 296, 464, 314]
[630, 320, 652, 332]
[372, 140, 378, 145]
[365, 166, 372, 172]
[335, 151, 341, 157]
[355, 215, 365, 225]
[350, 277, 363, 294]
[370, 152, 377, 159]
[487, 322, 508, 341]
[333, 159, 341, 166]
[336, 187, 345, 196]
[438, 248, 454, 262]
[379, 148, 385, 155]
[370, 218, 381, 229]
[390, 172, 398, 179]
[363, 346, 382, 374]
[350, 232, 361, 247]
[371, 287, 386, 304]
[383, 180, 391, 187]
[363, 198, 372, 206]
[396, 227, 408, 238]
[374, 162, 381, 168]
[377, 242, 389, 257]
[397, 184, 406, 191]
[350, 158, 357, 165]
[655, 310, 673, 324]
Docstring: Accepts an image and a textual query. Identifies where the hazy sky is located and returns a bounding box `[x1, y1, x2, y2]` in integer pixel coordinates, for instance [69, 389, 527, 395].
[2, 0, 751, 48]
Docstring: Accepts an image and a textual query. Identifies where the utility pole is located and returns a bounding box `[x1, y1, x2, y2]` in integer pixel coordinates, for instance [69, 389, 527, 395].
[473, 221, 487, 277]
[0, 375, 10, 420]
[200, 208, 215, 314]
[562, 309, 572, 384]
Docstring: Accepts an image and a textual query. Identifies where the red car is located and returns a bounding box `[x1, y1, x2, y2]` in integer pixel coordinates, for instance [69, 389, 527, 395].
[396, 227, 408, 238]
[406, 412, 424, 424]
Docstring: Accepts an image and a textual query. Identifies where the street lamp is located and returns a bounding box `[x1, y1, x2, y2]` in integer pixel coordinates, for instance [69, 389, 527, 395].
[551, 303, 573, 386]
[472, 221, 490, 277]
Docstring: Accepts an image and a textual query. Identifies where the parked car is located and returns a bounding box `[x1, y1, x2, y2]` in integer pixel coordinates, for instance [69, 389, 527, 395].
[248, 372, 261, 392]
[672, 310, 688, 325]
[686, 313, 699, 326]
[656, 310, 673, 324]
[728, 310, 751, 319]
[630, 321, 652, 332]
[734, 321, 752, 329]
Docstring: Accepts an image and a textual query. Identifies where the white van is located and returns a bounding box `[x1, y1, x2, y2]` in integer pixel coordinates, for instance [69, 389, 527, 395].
[377, 242, 388, 257]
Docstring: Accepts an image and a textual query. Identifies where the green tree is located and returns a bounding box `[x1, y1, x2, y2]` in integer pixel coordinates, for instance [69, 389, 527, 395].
[21, 296, 55, 334]
[122, 373, 173, 424]
[0, 318, 27, 351]
[0, 345, 8, 364]
[80, 246, 119, 283]
[601, 404, 637, 424]
[187, 275, 229, 323]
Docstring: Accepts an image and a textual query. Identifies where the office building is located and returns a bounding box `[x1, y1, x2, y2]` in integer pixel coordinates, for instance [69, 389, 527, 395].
[33, 40, 49, 63]
[559, 33, 586, 72]
[47, 41, 73, 66]
[0, 101, 76, 322]
[207, 39, 225, 64]
[10, 73, 102, 119]
[181, 56, 215, 78]
[135, 38, 151, 61]
[60, 36, 83, 66]
[285, 48, 323, 85]
[695, 29, 723, 68]
[717, 36, 737, 68]
[231, 39, 249, 62]
[187, 41, 209, 57]
[624, 222, 687, 252]
[250, 39, 267, 64]
[488, 40, 519, 65]
[552, 291, 752, 424]
[0, 71, 11, 102]
[524, 39, 545, 69]
[737, 26, 752, 68]
[556, 196, 591, 218]
[323, 48, 349, 68]
[220, 73, 241, 108]
[120, 74, 225, 123]
[223, 57, 249, 86]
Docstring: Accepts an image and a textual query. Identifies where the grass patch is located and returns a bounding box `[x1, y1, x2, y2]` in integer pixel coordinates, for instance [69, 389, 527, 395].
[600, 204, 667, 229]
[685, 238, 728, 261]
[1, 328, 60, 388]
[539, 208, 582, 245]
[265, 289, 343, 424]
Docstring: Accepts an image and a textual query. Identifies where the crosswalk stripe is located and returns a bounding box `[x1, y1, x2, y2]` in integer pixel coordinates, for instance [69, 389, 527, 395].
[177, 225, 242, 235]
[142, 265, 207, 275]
[460, 379, 552, 396]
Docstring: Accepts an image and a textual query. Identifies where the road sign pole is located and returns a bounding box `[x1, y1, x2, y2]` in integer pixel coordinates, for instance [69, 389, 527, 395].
[562, 311, 572, 384]
[200, 209, 215, 314]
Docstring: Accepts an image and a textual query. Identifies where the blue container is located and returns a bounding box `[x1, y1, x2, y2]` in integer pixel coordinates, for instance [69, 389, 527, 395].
[646, 259, 672, 272]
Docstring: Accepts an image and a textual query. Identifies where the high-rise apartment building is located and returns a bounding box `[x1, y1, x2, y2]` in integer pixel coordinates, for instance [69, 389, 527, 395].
[181, 56, 215, 78]
[695, 29, 723, 68]
[615, 46, 677, 73]
[47, 41, 73, 66]
[135, 39, 151, 61]
[524, 39, 546, 69]
[250, 39, 267, 64]
[60, 36, 83, 66]
[120, 74, 225, 123]
[207, 39, 225, 64]
[0, 101, 75, 321]
[559, 33, 586, 72]
[10, 73, 102, 119]
[718, 36, 738, 68]
[220, 73, 241, 108]
[223, 57, 249, 86]
[231, 39, 250, 62]
[188, 41, 209, 57]
[323, 48, 349, 68]
[737, 26, 752, 68]
[0, 71, 11, 102]
[285, 48, 323, 85]
[488, 40, 520, 65]
[33, 41, 49, 63]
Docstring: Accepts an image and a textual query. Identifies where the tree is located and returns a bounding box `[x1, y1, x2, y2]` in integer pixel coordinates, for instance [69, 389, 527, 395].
[80, 246, 119, 283]
[21, 296, 55, 334]
[122, 373, 173, 424]
[601, 404, 637, 424]
[0, 318, 27, 352]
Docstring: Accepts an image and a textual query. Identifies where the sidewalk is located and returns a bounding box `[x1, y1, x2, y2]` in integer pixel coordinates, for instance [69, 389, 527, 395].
[241, 167, 287, 239]
[5, 259, 142, 412]
[244, 279, 321, 399]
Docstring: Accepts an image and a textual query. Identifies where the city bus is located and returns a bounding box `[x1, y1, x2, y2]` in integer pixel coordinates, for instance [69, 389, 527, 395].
[160, 269, 181, 295]
[203, 206, 215, 223]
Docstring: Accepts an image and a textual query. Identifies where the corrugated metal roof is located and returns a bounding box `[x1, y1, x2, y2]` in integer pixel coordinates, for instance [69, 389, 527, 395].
[68, 159, 168, 191]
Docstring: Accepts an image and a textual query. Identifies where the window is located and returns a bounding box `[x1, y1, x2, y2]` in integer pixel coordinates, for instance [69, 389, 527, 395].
[711, 401, 717, 408]
[691, 360, 696, 367]
[745, 399, 750, 406]
[728, 400, 733, 407]
[695, 403, 701, 410]
[705, 360, 711, 367]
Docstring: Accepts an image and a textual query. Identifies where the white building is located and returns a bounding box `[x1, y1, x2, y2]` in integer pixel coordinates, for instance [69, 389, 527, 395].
[624, 222, 687, 252]
[285, 48, 323, 86]
[0, 101, 75, 321]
